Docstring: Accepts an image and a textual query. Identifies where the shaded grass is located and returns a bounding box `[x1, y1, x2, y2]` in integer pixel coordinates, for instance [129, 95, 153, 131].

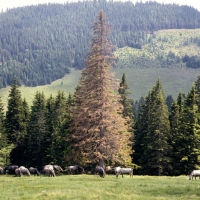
[1, 175, 200, 200]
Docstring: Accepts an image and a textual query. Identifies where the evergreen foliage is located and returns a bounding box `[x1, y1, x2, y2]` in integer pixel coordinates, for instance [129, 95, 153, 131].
[0, 1, 200, 87]
[25, 91, 47, 168]
[178, 86, 200, 172]
[118, 73, 134, 120]
[0, 96, 14, 166]
[5, 78, 28, 165]
[134, 78, 171, 175]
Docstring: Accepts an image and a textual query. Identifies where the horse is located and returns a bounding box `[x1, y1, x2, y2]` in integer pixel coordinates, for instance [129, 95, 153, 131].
[42, 165, 56, 177]
[115, 166, 133, 178]
[29, 167, 40, 176]
[4, 165, 18, 174]
[53, 165, 64, 174]
[105, 166, 115, 175]
[15, 166, 31, 176]
[188, 170, 200, 180]
[94, 166, 106, 178]
[0, 166, 4, 174]
[66, 165, 84, 174]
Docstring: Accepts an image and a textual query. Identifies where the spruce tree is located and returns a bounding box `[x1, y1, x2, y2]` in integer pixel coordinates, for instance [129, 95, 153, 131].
[178, 85, 200, 173]
[135, 78, 171, 175]
[118, 73, 134, 120]
[0, 96, 14, 166]
[0, 96, 7, 149]
[25, 92, 47, 168]
[46, 91, 68, 166]
[71, 10, 133, 166]
[5, 78, 27, 165]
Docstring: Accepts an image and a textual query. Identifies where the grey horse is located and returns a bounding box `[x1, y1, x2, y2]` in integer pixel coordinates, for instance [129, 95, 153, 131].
[66, 165, 84, 174]
[4, 165, 18, 174]
[42, 165, 56, 177]
[15, 166, 31, 176]
[115, 167, 133, 178]
[0, 166, 4, 174]
[29, 167, 40, 176]
[94, 166, 105, 178]
[53, 165, 64, 174]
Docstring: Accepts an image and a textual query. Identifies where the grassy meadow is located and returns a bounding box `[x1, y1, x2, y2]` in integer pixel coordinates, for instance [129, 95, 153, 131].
[0, 174, 200, 200]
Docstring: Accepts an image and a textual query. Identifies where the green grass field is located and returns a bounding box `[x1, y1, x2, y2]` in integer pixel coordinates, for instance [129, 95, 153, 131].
[0, 174, 199, 200]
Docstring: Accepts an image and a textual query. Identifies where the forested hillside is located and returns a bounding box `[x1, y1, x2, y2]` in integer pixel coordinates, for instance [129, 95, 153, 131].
[0, 0, 200, 87]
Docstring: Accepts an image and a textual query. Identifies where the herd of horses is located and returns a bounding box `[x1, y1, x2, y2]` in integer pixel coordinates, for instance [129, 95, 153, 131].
[0, 164, 133, 178]
[1, 164, 199, 180]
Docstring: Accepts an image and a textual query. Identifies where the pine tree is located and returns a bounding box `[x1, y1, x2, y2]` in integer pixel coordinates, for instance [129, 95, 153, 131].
[59, 92, 75, 166]
[46, 91, 68, 165]
[25, 92, 47, 168]
[169, 91, 184, 175]
[0, 96, 14, 166]
[0, 96, 7, 149]
[5, 78, 27, 165]
[135, 78, 171, 175]
[118, 73, 134, 120]
[70, 10, 133, 166]
[178, 85, 200, 173]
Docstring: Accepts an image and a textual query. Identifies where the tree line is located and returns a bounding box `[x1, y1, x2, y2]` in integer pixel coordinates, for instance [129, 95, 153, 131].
[2, 69, 200, 176]
[0, 0, 200, 87]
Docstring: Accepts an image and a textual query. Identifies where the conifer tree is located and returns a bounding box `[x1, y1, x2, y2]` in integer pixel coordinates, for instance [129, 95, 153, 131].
[118, 73, 134, 120]
[135, 78, 171, 175]
[0, 96, 7, 149]
[71, 10, 133, 166]
[178, 85, 200, 173]
[46, 91, 68, 165]
[25, 92, 47, 168]
[5, 78, 27, 165]
[169, 100, 181, 175]
[0, 96, 14, 166]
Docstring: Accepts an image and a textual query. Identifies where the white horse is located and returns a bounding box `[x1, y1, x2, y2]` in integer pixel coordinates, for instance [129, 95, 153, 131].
[115, 166, 133, 178]
[188, 170, 200, 180]
[43, 165, 56, 177]
[15, 166, 31, 177]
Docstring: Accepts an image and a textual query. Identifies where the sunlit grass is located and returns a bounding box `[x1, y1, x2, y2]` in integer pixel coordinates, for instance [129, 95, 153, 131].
[1, 174, 200, 200]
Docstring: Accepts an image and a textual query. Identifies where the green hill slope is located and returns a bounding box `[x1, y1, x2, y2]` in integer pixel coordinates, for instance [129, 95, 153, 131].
[1, 29, 200, 108]
[114, 29, 200, 100]
[0, 1, 200, 88]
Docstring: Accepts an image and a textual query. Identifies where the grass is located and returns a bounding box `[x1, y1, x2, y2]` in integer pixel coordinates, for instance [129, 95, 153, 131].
[0, 68, 81, 110]
[0, 174, 200, 200]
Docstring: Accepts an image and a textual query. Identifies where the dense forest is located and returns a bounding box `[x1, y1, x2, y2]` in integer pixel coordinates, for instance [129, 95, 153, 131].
[2, 72, 200, 176]
[0, 0, 200, 87]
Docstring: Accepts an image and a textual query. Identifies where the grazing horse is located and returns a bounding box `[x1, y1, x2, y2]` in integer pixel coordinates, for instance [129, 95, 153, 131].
[16, 166, 31, 176]
[115, 167, 133, 178]
[0, 166, 4, 174]
[15, 168, 23, 177]
[53, 165, 64, 174]
[29, 167, 40, 176]
[4, 165, 18, 174]
[105, 166, 115, 175]
[189, 170, 200, 180]
[66, 165, 84, 174]
[42, 165, 56, 177]
[94, 166, 106, 178]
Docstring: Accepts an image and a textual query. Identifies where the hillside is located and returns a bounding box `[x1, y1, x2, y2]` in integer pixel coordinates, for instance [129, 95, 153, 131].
[114, 29, 200, 100]
[0, 1, 200, 88]
[1, 29, 200, 108]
